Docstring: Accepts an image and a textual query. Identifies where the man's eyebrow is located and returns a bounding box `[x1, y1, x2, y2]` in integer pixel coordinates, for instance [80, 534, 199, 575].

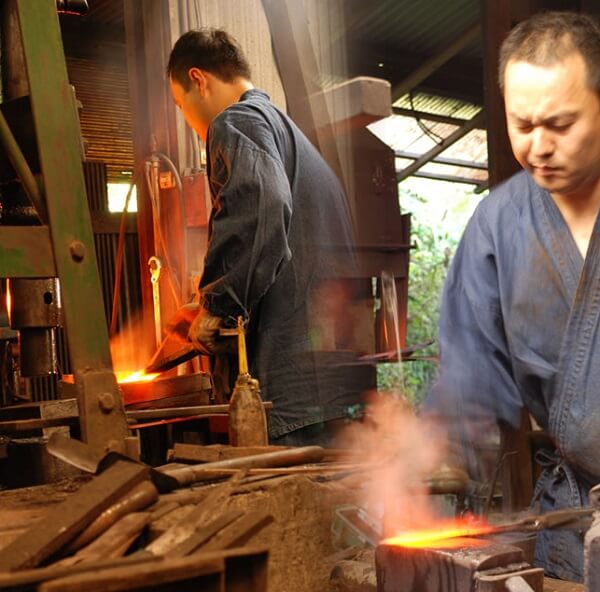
[508, 110, 577, 124]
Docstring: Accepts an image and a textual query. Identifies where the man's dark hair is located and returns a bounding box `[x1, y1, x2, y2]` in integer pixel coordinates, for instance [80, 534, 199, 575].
[498, 11, 600, 95]
[167, 28, 251, 90]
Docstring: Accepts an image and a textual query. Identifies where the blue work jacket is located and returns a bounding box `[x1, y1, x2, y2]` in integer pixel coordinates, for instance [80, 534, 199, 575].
[428, 170, 600, 581]
[201, 89, 359, 440]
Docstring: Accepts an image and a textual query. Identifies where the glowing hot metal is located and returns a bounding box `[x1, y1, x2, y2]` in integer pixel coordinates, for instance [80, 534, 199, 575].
[384, 518, 496, 549]
[116, 370, 160, 384]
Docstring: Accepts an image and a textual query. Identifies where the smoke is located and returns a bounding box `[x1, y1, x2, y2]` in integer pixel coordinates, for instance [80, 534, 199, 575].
[339, 392, 448, 538]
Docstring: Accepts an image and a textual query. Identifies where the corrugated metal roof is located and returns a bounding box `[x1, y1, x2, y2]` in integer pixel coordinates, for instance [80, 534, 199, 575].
[394, 91, 481, 119]
[369, 105, 488, 187]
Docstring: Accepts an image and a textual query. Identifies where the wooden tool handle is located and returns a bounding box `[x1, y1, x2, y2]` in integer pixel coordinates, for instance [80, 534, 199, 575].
[237, 316, 248, 375]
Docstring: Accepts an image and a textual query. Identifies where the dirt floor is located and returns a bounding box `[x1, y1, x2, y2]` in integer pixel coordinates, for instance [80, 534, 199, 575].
[223, 475, 355, 592]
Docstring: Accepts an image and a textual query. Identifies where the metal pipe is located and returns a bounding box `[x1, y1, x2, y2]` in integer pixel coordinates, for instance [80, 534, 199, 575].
[0, 109, 46, 221]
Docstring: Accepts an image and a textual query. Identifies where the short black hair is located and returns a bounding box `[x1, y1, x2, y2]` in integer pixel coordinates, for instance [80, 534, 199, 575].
[499, 11, 600, 95]
[167, 28, 251, 90]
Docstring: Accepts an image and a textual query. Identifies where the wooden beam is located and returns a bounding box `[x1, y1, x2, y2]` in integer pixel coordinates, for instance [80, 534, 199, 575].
[392, 107, 473, 127]
[396, 111, 485, 183]
[392, 22, 481, 102]
[395, 150, 488, 170]
[481, 0, 520, 187]
[261, 0, 346, 187]
[407, 171, 488, 189]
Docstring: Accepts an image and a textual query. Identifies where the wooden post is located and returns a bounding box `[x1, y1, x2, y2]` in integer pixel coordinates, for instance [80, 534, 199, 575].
[481, 0, 520, 188]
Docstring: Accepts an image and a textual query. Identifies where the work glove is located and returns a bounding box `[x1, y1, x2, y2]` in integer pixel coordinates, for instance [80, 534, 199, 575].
[188, 308, 222, 354]
[188, 308, 237, 355]
[166, 303, 236, 355]
[164, 303, 201, 344]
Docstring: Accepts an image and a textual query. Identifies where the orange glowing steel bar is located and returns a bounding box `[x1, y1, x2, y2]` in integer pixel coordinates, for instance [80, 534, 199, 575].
[384, 519, 496, 549]
[116, 370, 160, 384]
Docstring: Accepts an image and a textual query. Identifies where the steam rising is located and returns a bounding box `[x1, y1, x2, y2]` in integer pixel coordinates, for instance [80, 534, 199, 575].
[340, 393, 447, 539]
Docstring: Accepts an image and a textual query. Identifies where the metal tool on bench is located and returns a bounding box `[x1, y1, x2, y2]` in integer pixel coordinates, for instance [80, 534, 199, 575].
[47, 432, 324, 492]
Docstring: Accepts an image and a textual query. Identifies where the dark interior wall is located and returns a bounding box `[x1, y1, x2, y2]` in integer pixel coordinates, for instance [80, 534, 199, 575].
[58, 17, 142, 335]
[60, 18, 134, 183]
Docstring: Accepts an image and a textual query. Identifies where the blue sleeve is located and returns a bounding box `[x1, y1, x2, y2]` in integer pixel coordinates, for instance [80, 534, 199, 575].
[199, 125, 292, 320]
[426, 203, 523, 429]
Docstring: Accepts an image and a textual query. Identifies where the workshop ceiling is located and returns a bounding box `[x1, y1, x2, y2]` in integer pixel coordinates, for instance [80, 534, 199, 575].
[68, 0, 599, 189]
[82, 0, 124, 28]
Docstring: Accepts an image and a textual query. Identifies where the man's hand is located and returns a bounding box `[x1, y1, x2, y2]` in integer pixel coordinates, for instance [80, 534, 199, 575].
[166, 304, 236, 355]
[188, 309, 222, 354]
[188, 309, 237, 355]
[165, 303, 201, 344]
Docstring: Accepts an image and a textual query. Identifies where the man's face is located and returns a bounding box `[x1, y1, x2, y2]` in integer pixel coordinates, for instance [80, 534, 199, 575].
[504, 52, 600, 200]
[170, 74, 211, 142]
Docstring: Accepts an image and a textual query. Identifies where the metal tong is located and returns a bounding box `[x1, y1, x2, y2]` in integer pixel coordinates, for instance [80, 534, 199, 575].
[145, 328, 239, 374]
[492, 506, 594, 534]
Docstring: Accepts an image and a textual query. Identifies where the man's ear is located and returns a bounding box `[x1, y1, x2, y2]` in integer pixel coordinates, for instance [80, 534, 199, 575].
[188, 67, 207, 94]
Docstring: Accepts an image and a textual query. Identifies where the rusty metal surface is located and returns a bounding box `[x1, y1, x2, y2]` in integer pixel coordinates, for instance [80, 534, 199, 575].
[119, 372, 212, 407]
[0, 460, 149, 571]
[477, 567, 544, 591]
[39, 547, 269, 592]
[376, 539, 524, 592]
[65, 481, 158, 554]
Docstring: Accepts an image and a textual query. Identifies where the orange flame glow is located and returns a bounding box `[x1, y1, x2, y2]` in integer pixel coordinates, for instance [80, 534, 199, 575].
[5, 283, 11, 325]
[383, 519, 496, 549]
[116, 370, 159, 384]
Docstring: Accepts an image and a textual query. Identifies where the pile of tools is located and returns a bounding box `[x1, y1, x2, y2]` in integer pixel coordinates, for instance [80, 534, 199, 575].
[0, 436, 340, 592]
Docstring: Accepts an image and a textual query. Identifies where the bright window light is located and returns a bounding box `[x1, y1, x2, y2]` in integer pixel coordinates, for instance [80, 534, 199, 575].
[107, 183, 137, 213]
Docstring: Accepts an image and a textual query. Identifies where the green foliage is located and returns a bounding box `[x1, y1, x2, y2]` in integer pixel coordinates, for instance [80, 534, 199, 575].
[377, 184, 473, 406]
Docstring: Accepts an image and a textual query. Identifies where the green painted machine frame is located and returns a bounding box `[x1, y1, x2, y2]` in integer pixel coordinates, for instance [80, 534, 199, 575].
[0, 0, 129, 453]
